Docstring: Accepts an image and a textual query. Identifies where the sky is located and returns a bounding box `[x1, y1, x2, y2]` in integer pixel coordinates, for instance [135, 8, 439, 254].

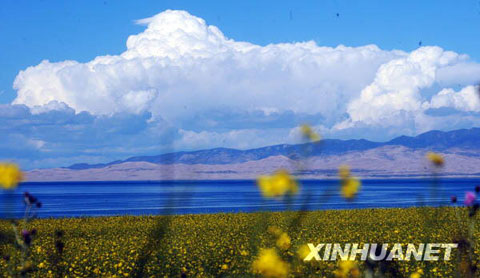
[1, 0, 480, 169]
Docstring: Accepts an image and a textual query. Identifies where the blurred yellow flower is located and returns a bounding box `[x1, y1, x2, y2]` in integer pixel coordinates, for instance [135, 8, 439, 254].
[257, 170, 298, 198]
[410, 272, 420, 278]
[338, 165, 361, 199]
[341, 177, 361, 199]
[297, 244, 311, 260]
[410, 268, 424, 278]
[276, 232, 291, 250]
[300, 124, 321, 142]
[267, 226, 282, 236]
[426, 152, 444, 167]
[334, 260, 360, 278]
[252, 248, 289, 278]
[0, 163, 23, 189]
[338, 165, 351, 179]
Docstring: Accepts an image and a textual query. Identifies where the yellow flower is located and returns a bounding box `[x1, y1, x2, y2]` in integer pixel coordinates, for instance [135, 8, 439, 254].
[334, 260, 360, 278]
[267, 226, 282, 236]
[300, 124, 321, 142]
[426, 152, 444, 167]
[0, 163, 23, 189]
[338, 165, 361, 199]
[297, 244, 311, 260]
[341, 177, 361, 199]
[252, 248, 289, 278]
[276, 232, 291, 250]
[221, 264, 228, 270]
[19, 261, 33, 273]
[338, 165, 351, 179]
[410, 268, 423, 278]
[257, 170, 298, 198]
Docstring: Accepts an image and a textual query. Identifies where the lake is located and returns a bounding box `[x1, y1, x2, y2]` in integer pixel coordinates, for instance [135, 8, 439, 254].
[0, 178, 477, 218]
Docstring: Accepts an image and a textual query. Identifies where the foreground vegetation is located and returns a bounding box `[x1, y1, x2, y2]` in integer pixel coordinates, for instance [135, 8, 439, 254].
[0, 207, 477, 277]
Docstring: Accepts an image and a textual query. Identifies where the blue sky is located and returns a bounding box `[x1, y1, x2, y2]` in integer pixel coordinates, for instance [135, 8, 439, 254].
[2, 0, 480, 169]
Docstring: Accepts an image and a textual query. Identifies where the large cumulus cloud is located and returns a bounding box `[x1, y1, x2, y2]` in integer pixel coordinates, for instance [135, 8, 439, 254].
[12, 10, 404, 127]
[4, 10, 480, 168]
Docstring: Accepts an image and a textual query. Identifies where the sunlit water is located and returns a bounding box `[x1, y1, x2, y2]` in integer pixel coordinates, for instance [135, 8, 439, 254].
[0, 179, 477, 218]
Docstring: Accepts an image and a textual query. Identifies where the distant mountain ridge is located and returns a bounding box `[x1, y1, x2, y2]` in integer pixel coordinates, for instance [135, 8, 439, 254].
[66, 127, 480, 170]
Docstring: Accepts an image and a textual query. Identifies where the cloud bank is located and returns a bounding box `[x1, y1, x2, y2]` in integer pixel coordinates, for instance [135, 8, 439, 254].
[3, 10, 480, 168]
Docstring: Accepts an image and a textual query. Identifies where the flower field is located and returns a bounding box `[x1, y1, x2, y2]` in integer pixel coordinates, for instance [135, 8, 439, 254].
[0, 207, 477, 277]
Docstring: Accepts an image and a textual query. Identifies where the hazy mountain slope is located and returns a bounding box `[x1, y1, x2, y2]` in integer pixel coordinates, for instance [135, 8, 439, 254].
[24, 128, 480, 181]
[26, 145, 480, 181]
[386, 128, 480, 149]
[66, 127, 480, 170]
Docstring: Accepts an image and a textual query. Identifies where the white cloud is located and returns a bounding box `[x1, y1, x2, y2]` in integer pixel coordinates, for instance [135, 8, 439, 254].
[177, 128, 295, 150]
[30, 100, 72, 114]
[125, 10, 253, 60]
[429, 86, 480, 112]
[345, 47, 459, 124]
[436, 62, 480, 86]
[338, 47, 480, 135]
[10, 9, 480, 151]
[12, 10, 402, 123]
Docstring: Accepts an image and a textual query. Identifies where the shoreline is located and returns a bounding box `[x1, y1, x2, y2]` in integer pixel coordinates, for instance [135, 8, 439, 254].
[0, 206, 457, 220]
[20, 175, 480, 183]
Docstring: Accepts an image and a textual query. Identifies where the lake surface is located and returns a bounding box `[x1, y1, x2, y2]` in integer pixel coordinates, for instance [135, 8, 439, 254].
[0, 179, 477, 218]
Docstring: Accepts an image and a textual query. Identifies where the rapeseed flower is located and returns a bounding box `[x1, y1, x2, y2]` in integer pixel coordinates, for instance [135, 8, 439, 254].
[267, 226, 282, 236]
[338, 165, 361, 199]
[297, 244, 311, 260]
[341, 178, 361, 199]
[410, 268, 423, 278]
[0, 163, 23, 189]
[0, 207, 464, 277]
[300, 124, 321, 142]
[338, 165, 351, 179]
[426, 152, 444, 167]
[257, 170, 298, 198]
[276, 232, 291, 250]
[252, 248, 289, 278]
[334, 260, 360, 278]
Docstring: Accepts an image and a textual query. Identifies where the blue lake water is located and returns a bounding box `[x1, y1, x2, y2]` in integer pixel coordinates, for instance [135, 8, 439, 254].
[0, 178, 477, 218]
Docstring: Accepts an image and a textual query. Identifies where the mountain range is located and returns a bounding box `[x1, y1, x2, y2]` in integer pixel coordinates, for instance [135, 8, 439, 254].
[26, 128, 480, 181]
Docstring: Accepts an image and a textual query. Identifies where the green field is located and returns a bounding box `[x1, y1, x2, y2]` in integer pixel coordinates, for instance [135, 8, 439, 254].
[0, 207, 478, 277]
